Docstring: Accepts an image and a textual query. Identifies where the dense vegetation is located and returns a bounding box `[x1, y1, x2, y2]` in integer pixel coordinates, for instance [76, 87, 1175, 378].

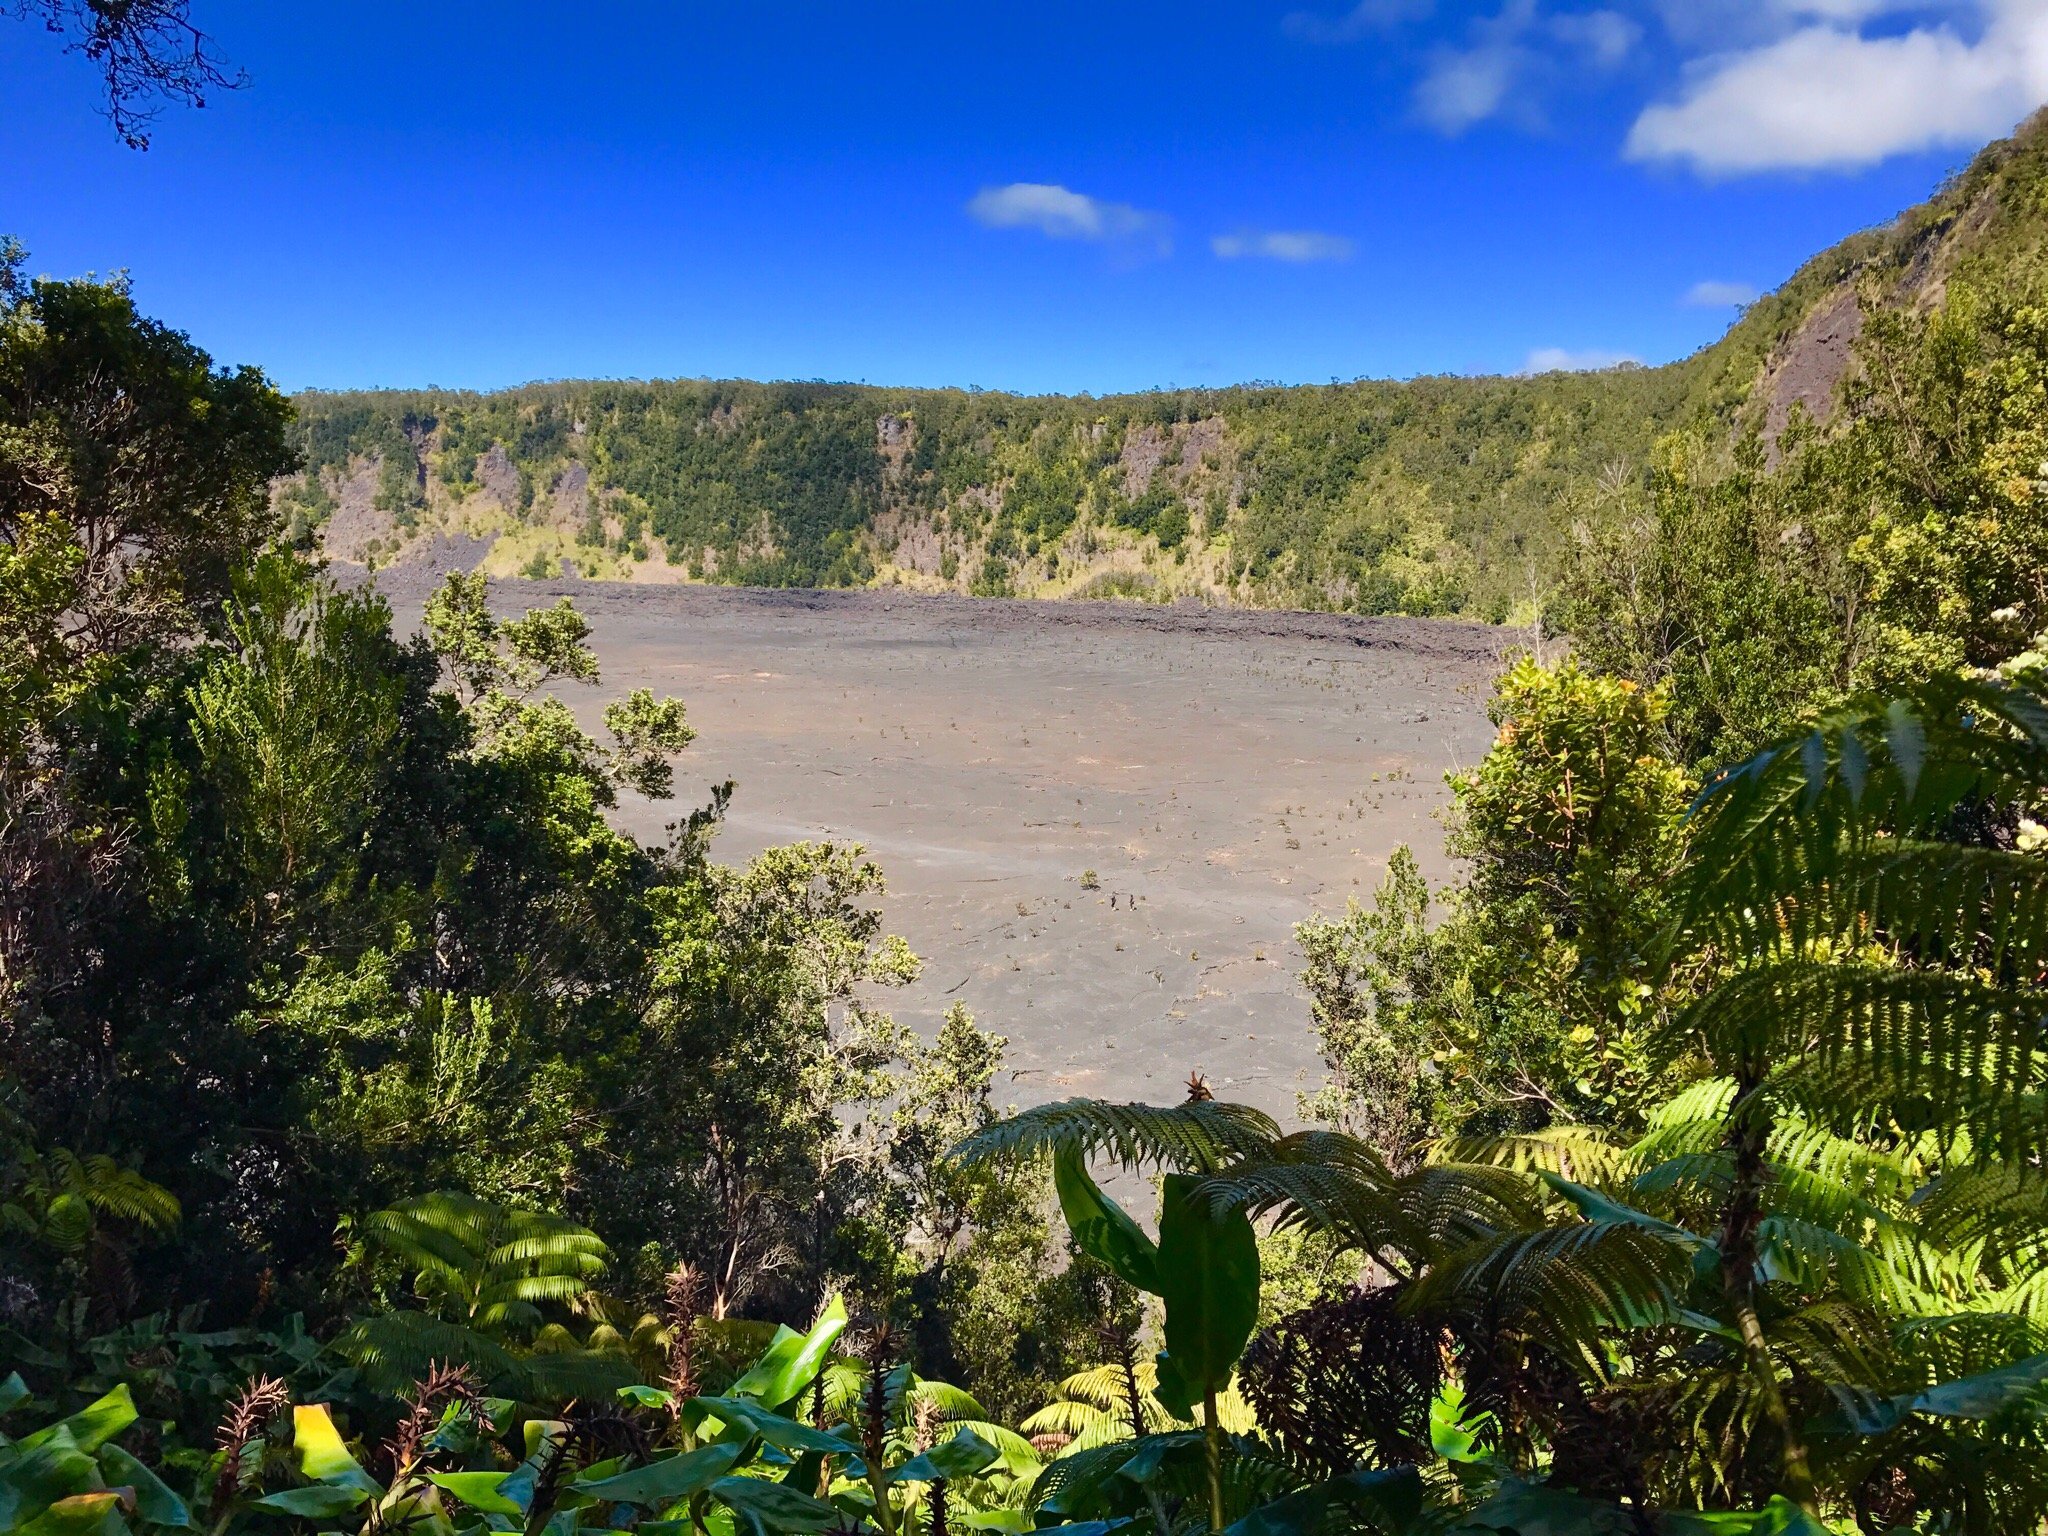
[6, 108, 2048, 1536]
[283, 367, 1688, 620]
[0, 240, 1101, 1427]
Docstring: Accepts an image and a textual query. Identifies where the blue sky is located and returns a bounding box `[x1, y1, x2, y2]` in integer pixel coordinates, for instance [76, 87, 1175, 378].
[4, 1, 2043, 394]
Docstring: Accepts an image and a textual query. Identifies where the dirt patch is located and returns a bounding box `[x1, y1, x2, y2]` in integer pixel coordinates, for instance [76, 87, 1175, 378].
[319, 458, 396, 562]
[1764, 288, 1863, 442]
[476, 444, 522, 512]
[386, 531, 496, 578]
[548, 461, 591, 528]
[1119, 416, 1227, 499]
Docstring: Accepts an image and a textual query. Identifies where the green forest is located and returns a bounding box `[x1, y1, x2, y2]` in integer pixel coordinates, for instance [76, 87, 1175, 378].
[6, 107, 2048, 1536]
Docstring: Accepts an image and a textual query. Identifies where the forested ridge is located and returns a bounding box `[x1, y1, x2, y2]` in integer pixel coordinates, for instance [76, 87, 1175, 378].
[7, 93, 2048, 1536]
[284, 111, 2048, 627]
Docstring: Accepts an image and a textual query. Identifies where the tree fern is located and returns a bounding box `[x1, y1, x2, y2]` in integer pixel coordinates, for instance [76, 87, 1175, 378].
[342, 1192, 624, 1402]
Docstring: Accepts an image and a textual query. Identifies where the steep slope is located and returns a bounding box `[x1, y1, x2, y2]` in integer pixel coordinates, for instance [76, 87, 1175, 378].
[1691, 105, 2048, 441]
[280, 111, 2048, 621]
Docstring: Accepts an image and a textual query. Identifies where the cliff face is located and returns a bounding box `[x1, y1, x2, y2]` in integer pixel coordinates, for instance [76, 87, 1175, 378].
[1708, 107, 2048, 444]
[281, 111, 2048, 618]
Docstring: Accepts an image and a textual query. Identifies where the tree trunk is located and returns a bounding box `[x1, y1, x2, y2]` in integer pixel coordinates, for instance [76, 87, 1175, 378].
[1717, 1078, 1817, 1510]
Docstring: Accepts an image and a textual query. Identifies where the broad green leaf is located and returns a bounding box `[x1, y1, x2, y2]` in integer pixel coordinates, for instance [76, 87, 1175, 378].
[20, 1387, 138, 1456]
[706, 1474, 841, 1533]
[1825, 1352, 2048, 1435]
[426, 1472, 523, 1517]
[291, 1405, 381, 1492]
[0, 1438, 100, 1528]
[1110, 1432, 1197, 1487]
[1222, 1467, 1422, 1536]
[248, 1485, 371, 1519]
[780, 1450, 824, 1495]
[1661, 1499, 1842, 1535]
[1153, 1173, 1259, 1399]
[617, 1385, 674, 1410]
[1054, 1148, 1158, 1295]
[1150, 1351, 1196, 1423]
[13, 1491, 130, 1536]
[731, 1296, 847, 1411]
[958, 1512, 1033, 1533]
[1909, 1351, 2048, 1419]
[1458, 1478, 1637, 1535]
[0, 1373, 30, 1416]
[573, 1443, 746, 1506]
[688, 1398, 859, 1457]
[1428, 1385, 1493, 1465]
[97, 1445, 191, 1529]
[888, 1429, 997, 1485]
[523, 1418, 569, 1463]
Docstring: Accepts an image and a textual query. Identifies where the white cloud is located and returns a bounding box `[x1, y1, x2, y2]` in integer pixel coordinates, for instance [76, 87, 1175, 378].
[1521, 345, 1641, 373]
[1551, 8, 1642, 65]
[1627, 0, 2048, 174]
[1413, 2, 1640, 134]
[1683, 278, 1761, 306]
[1417, 36, 1527, 131]
[965, 183, 1172, 253]
[1211, 229, 1356, 262]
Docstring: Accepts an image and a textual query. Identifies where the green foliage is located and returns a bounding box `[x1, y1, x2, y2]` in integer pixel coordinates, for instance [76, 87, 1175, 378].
[955, 1093, 1271, 1530]
[1298, 657, 1693, 1154]
[0, 1380, 193, 1536]
[282, 357, 1697, 619]
[1566, 286, 2048, 771]
[339, 1193, 628, 1400]
[1225, 669, 2048, 1527]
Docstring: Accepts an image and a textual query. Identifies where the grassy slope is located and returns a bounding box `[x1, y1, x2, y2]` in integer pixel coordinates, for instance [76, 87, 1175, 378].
[282, 111, 2048, 622]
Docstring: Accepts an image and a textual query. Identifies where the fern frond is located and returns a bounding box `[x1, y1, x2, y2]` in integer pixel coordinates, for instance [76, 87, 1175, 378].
[1804, 841, 2048, 976]
[1051, 1364, 1146, 1413]
[1651, 1364, 1766, 1509]
[1432, 1125, 1634, 1188]
[70, 1156, 182, 1233]
[341, 1311, 522, 1396]
[1915, 1164, 2048, 1271]
[902, 1377, 988, 1421]
[950, 1098, 1281, 1173]
[1395, 1164, 1553, 1260]
[1681, 675, 2048, 927]
[1664, 961, 2044, 1154]
[1199, 1142, 1545, 1274]
[1025, 1431, 1201, 1514]
[1021, 1401, 1125, 1443]
[1408, 1221, 1694, 1368]
[1767, 1301, 1894, 1388]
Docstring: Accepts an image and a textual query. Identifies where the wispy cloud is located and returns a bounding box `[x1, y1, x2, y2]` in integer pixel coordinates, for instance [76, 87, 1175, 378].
[1283, 0, 1435, 45]
[1211, 228, 1355, 262]
[1627, 0, 2048, 174]
[1414, 2, 1641, 134]
[1683, 278, 1760, 306]
[965, 183, 1172, 254]
[1520, 345, 1641, 374]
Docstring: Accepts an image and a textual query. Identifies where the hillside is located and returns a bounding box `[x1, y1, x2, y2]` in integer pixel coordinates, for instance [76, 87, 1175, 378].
[281, 111, 2048, 622]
